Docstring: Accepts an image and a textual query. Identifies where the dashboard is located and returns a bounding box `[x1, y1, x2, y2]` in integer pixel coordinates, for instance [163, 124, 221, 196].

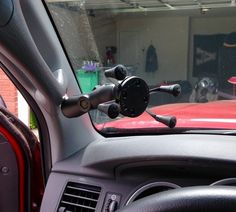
[40, 134, 236, 212]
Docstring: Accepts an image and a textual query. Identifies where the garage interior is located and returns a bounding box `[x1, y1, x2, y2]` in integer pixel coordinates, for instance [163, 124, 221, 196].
[46, 0, 236, 108]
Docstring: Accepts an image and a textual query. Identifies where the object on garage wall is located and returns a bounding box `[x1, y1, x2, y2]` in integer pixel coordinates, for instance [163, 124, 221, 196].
[219, 32, 236, 88]
[224, 32, 236, 47]
[193, 34, 225, 78]
[227, 77, 236, 95]
[145, 44, 158, 72]
[106, 46, 117, 65]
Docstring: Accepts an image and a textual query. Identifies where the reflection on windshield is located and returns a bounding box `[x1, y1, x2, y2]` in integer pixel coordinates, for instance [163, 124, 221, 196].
[46, 0, 236, 130]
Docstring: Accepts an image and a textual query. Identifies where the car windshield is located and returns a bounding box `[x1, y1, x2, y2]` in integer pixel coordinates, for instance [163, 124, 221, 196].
[45, 0, 236, 134]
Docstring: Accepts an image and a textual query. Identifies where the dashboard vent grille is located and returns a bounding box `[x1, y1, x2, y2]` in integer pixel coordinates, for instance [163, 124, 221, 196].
[58, 182, 101, 212]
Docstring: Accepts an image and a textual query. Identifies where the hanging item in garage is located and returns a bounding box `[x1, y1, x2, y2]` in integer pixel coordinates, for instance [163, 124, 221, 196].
[145, 44, 158, 72]
[193, 34, 225, 77]
[106, 46, 117, 65]
[219, 32, 236, 88]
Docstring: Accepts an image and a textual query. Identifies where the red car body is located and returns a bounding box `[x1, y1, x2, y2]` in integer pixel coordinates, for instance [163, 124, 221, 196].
[96, 100, 236, 131]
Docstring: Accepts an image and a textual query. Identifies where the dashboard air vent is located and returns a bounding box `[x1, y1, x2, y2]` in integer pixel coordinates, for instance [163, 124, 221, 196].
[58, 182, 101, 212]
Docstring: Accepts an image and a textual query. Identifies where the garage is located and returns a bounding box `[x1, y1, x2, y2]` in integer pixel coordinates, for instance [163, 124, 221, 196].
[46, 0, 236, 107]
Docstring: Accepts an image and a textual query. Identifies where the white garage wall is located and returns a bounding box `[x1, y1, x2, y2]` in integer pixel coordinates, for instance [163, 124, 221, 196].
[191, 16, 236, 35]
[116, 16, 189, 85]
[89, 16, 117, 63]
[47, 5, 236, 88]
[93, 15, 236, 87]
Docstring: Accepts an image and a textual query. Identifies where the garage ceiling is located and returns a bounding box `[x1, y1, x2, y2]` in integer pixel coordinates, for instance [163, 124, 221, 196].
[47, 0, 236, 13]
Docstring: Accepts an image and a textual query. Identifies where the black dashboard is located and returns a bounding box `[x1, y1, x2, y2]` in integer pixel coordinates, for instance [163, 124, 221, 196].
[40, 134, 236, 212]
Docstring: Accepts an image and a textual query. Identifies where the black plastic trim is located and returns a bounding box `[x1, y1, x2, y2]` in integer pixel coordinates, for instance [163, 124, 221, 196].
[0, 63, 51, 182]
[0, 0, 14, 27]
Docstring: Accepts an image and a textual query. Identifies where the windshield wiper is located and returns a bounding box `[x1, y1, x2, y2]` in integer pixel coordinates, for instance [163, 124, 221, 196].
[100, 126, 186, 135]
[100, 127, 236, 136]
[184, 129, 236, 135]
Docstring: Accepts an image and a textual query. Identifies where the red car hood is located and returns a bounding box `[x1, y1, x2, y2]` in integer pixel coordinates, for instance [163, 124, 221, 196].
[96, 100, 236, 131]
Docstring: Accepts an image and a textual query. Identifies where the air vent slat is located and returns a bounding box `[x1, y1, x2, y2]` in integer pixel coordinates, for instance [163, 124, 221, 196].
[67, 186, 100, 194]
[58, 182, 101, 212]
[64, 193, 98, 202]
[61, 200, 96, 210]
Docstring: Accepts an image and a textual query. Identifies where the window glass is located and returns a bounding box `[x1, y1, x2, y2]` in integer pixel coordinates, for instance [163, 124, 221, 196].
[0, 68, 39, 137]
[45, 1, 236, 133]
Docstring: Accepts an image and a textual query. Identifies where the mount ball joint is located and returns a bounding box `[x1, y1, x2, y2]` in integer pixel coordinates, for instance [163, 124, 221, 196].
[61, 84, 116, 118]
[61, 77, 149, 118]
[104, 65, 127, 80]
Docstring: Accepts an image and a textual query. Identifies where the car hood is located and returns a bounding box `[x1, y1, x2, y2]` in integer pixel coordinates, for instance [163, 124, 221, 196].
[96, 100, 236, 131]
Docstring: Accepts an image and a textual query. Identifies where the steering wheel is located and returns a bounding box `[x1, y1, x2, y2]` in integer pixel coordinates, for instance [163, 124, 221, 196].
[118, 186, 236, 212]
